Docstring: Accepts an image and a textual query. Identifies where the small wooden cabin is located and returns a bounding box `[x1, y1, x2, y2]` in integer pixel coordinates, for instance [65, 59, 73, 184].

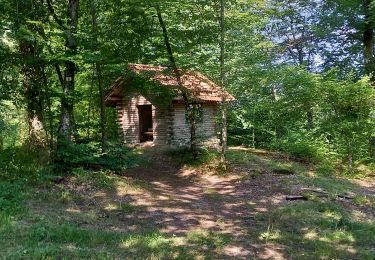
[105, 64, 235, 147]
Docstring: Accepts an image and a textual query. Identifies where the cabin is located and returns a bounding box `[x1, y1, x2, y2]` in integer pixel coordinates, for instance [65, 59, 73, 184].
[105, 64, 235, 147]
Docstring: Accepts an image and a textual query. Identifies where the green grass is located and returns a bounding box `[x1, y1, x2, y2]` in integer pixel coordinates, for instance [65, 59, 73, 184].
[353, 195, 375, 208]
[187, 230, 232, 249]
[255, 201, 375, 259]
[226, 148, 305, 176]
[1, 222, 187, 258]
[166, 147, 220, 166]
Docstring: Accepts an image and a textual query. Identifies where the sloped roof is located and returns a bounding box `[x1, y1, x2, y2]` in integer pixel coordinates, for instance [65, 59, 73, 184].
[105, 63, 235, 106]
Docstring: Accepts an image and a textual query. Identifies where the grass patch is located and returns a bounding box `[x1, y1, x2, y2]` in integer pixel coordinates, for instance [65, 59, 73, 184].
[255, 201, 375, 259]
[118, 202, 138, 213]
[166, 147, 220, 167]
[1, 221, 190, 259]
[203, 188, 226, 201]
[72, 168, 117, 190]
[299, 174, 360, 195]
[353, 195, 375, 208]
[187, 230, 232, 249]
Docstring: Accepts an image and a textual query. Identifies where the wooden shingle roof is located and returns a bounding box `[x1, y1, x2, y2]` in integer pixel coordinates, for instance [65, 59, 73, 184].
[105, 63, 235, 106]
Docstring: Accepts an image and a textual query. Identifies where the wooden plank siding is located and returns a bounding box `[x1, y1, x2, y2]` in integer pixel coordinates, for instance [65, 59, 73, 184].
[116, 95, 220, 147]
[117, 96, 151, 144]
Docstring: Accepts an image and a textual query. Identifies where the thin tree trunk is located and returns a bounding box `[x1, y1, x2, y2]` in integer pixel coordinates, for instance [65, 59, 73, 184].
[363, 0, 374, 83]
[348, 139, 353, 171]
[252, 106, 256, 148]
[155, 5, 199, 158]
[97, 64, 106, 150]
[219, 0, 227, 167]
[90, 0, 106, 152]
[363, 0, 375, 157]
[307, 109, 314, 129]
[86, 71, 95, 139]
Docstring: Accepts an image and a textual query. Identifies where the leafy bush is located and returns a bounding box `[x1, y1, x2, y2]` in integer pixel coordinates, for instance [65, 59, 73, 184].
[0, 147, 51, 216]
[54, 141, 138, 172]
[271, 132, 333, 163]
[0, 181, 25, 215]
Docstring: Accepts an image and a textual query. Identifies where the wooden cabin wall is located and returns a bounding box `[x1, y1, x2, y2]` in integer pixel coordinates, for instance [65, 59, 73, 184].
[153, 104, 173, 145]
[116, 95, 171, 145]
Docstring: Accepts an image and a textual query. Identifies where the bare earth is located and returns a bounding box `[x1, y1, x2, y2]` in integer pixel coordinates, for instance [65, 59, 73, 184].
[118, 153, 293, 259]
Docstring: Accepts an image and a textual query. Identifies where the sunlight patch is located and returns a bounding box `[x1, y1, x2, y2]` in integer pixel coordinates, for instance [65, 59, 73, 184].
[259, 229, 282, 241]
[66, 208, 81, 213]
[303, 229, 318, 240]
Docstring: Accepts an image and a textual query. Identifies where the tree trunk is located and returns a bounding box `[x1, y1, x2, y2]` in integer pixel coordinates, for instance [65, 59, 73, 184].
[20, 41, 46, 148]
[90, 0, 106, 152]
[155, 5, 199, 158]
[17, 0, 46, 148]
[42, 68, 55, 151]
[348, 139, 353, 171]
[96, 64, 106, 150]
[58, 0, 79, 142]
[219, 0, 227, 167]
[363, 0, 374, 83]
[307, 109, 314, 130]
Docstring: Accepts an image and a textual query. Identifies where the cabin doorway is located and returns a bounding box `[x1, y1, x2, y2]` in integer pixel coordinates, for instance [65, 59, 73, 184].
[138, 105, 153, 143]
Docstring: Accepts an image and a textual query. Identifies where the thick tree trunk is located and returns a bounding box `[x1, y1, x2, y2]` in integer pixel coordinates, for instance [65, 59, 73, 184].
[58, 0, 79, 142]
[90, 0, 106, 152]
[17, 0, 47, 148]
[20, 41, 46, 147]
[363, 0, 374, 83]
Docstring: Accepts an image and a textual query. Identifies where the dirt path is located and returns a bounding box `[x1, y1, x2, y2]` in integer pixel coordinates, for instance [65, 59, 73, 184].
[121, 152, 292, 259]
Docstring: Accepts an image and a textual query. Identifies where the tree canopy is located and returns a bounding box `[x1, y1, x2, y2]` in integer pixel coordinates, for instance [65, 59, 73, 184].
[0, 0, 374, 172]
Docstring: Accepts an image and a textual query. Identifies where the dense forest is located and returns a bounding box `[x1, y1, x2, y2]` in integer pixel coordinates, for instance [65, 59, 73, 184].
[0, 0, 374, 258]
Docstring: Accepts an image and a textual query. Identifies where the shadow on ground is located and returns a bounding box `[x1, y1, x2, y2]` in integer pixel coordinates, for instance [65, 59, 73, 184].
[18, 148, 375, 259]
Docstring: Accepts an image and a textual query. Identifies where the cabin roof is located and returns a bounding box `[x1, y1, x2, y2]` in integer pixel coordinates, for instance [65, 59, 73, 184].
[105, 63, 236, 106]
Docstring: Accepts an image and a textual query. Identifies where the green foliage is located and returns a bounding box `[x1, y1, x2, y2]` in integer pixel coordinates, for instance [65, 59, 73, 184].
[54, 140, 139, 172]
[272, 132, 331, 163]
[230, 67, 375, 172]
[123, 70, 178, 107]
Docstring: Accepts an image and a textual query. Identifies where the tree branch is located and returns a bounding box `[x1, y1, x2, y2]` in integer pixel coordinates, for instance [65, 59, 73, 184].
[46, 0, 67, 30]
[155, 5, 188, 102]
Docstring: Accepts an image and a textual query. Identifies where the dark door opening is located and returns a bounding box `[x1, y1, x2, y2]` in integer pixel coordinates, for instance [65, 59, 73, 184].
[138, 105, 153, 142]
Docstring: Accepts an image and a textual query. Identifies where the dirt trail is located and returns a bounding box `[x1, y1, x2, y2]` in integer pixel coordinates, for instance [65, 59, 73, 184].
[122, 153, 291, 259]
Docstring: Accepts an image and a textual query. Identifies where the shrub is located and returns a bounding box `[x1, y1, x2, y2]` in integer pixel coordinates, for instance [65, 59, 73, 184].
[54, 141, 137, 172]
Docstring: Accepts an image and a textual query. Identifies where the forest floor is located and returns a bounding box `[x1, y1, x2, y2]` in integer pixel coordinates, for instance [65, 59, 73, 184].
[1, 147, 374, 259]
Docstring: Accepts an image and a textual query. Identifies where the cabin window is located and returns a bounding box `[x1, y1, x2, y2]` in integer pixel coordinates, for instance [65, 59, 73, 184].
[138, 105, 153, 142]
